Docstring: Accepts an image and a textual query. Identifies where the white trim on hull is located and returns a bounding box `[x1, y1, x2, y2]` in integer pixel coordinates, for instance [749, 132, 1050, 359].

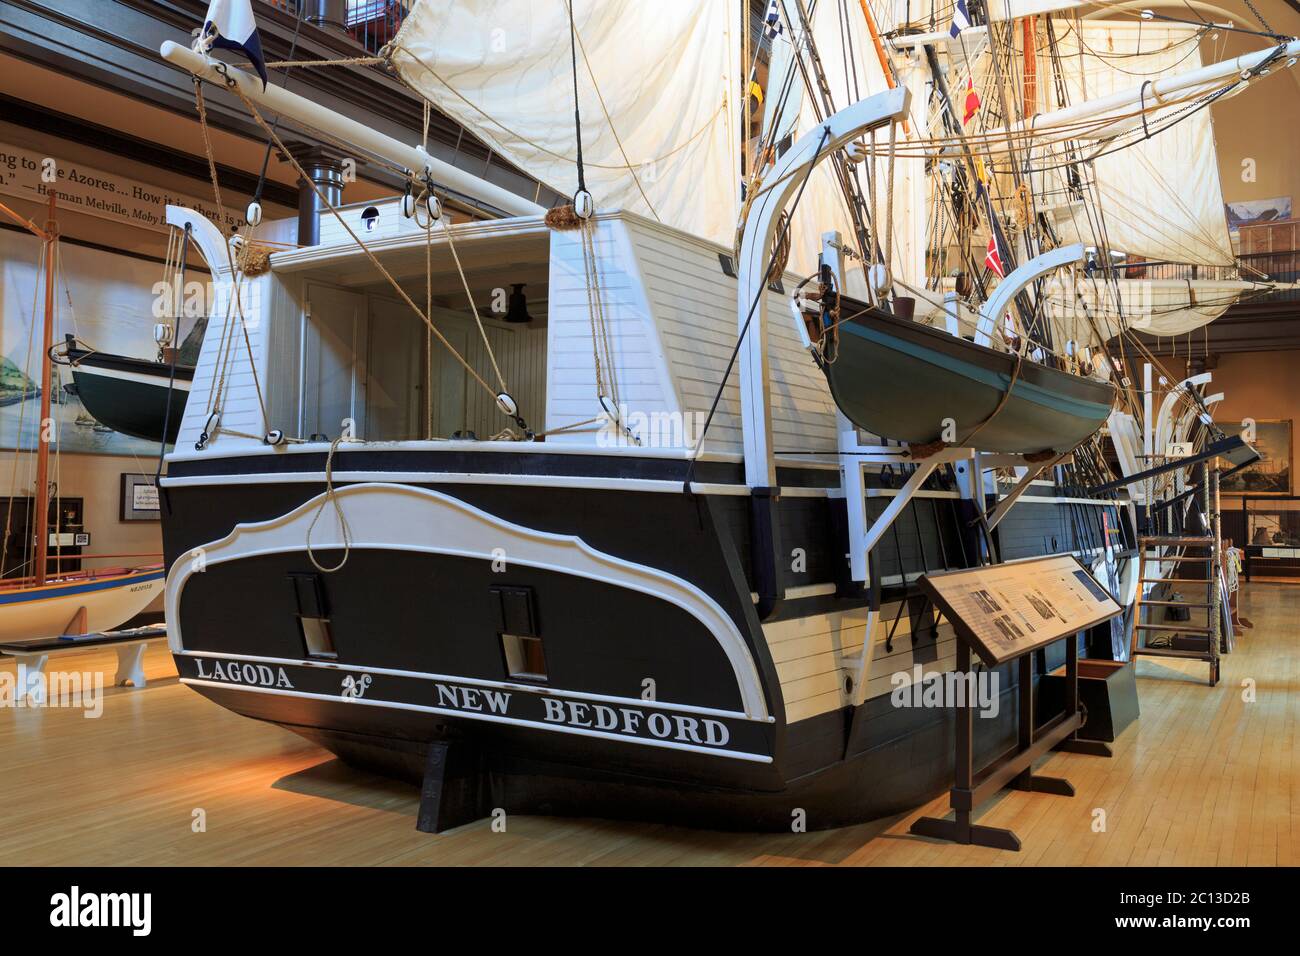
[180, 677, 774, 764]
[72, 364, 193, 391]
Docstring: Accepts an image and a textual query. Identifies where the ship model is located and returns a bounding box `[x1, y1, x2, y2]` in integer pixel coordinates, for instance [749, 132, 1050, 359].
[149, 0, 1288, 830]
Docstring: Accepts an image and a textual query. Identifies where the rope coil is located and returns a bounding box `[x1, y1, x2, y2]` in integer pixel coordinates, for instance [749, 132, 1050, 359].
[305, 436, 353, 574]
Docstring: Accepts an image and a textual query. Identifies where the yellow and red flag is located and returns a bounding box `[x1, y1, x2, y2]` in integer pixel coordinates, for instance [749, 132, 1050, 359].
[962, 78, 981, 126]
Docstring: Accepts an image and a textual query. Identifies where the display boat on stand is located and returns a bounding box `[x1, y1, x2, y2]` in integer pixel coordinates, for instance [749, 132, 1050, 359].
[52, 216, 206, 446]
[152, 0, 1294, 830]
[0, 193, 164, 642]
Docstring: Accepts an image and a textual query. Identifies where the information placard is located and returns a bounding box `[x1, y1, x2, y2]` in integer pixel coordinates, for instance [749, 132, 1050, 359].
[919, 554, 1122, 666]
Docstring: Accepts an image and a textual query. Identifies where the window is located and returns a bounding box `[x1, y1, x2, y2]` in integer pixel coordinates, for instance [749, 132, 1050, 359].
[492, 585, 545, 681]
[290, 573, 337, 659]
[500, 633, 547, 682]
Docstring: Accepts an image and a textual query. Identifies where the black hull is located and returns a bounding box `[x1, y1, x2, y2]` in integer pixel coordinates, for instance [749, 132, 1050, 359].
[190, 675, 1036, 831]
[64, 344, 192, 444]
[162, 449, 1128, 830]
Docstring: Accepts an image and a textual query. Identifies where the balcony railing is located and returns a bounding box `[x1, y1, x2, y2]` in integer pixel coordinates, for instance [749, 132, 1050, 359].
[1112, 253, 1298, 304]
[259, 0, 413, 55]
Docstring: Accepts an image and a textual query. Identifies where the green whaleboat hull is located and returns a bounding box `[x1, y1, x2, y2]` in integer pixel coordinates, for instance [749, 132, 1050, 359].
[824, 306, 1116, 455]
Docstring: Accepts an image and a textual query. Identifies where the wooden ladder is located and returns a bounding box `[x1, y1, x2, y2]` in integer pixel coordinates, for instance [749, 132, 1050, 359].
[1130, 535, 1221, 686]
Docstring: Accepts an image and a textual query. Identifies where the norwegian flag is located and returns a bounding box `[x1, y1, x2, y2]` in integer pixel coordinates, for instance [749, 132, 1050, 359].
[985, 235, 1005, 278]
[764, 0, 784, 39]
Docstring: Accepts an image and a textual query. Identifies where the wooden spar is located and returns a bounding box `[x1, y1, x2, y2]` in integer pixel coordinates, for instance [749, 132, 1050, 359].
[0, 196, 59, 586]
[158, 41, 544, 219]
[0, 199, 50, 241]
[1002, 37, 1300, 137]
[855, 0, 910, 135]
[1022, 16, 1037, 119]
[34, 190, 56, 587]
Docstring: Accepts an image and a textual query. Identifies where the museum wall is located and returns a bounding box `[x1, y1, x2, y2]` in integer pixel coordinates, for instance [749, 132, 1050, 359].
[1208, 30, 1300, 226]
[0, 191, 174, 608]
[0, 448, 163, 571]
[1176, 350, 1300, 512]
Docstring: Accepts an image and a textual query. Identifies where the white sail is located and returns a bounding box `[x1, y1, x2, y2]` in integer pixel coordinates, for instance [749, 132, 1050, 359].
[388, 0, 742, 244]
[986, 0, 1084, 19]
[1034, 22, 1235, 267]
[759, 29, 802, 152]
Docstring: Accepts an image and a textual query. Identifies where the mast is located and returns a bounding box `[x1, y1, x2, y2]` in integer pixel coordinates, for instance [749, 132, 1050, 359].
[34, 190, 56, 587]
[855, 0, 909, 134]
[0, 192, 57, 586]
[1022, 16, 1037, 118]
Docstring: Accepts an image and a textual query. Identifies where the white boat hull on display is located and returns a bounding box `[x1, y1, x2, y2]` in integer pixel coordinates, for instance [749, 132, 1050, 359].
[0, 568, 165, 642]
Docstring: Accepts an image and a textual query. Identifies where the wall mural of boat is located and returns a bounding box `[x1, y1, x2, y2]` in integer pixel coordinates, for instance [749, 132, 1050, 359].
[0, 356, 41, 409]
[57, 335, 194, 445]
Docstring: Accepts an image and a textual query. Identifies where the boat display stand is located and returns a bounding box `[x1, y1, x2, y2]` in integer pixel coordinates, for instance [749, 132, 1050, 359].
[415, 740, 488, 834]
[0, 625, 167, 704]
[908, 555, 1124, 851]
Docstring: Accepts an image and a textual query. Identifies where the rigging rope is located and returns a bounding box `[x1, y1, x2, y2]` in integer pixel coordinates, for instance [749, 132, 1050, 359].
[194, 81, 270, 443]
[264, 56, 385, 69]
[304, 436, 352, 574]
[220, 79, 528, 434]
[567, 0, 587, 197]
[683, 126, 831, 491]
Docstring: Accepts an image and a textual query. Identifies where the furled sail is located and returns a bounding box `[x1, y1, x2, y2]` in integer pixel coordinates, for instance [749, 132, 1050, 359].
[1032, 22, 1235, 267]
[1038, 277, 1263, 349]
[388, 0, 742, 244]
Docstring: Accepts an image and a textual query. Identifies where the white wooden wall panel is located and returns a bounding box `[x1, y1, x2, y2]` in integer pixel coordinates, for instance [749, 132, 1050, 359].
[626, 220, 840, 459]
[544, 218, 677, 442]
[176, 272, 273, 452]
[766, 602, 964, 724]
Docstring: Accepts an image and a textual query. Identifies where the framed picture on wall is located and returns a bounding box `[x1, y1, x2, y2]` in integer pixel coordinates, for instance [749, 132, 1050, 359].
[120, 473, 161, 521]
[1216, 419, 1292, 496]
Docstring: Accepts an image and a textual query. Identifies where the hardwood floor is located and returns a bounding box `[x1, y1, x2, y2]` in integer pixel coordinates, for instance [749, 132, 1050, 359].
[1, 583, 1296, 866]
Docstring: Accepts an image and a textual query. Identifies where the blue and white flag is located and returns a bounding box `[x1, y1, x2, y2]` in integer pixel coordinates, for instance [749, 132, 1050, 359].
[764, 0, 784, 40]
[949, 0, 971, 40]
[202, 0, 268, 89]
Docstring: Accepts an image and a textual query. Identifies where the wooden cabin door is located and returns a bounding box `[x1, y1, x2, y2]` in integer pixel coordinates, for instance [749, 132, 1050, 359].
[302, 284, 367, 440]
[366, 296, 423, 440]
